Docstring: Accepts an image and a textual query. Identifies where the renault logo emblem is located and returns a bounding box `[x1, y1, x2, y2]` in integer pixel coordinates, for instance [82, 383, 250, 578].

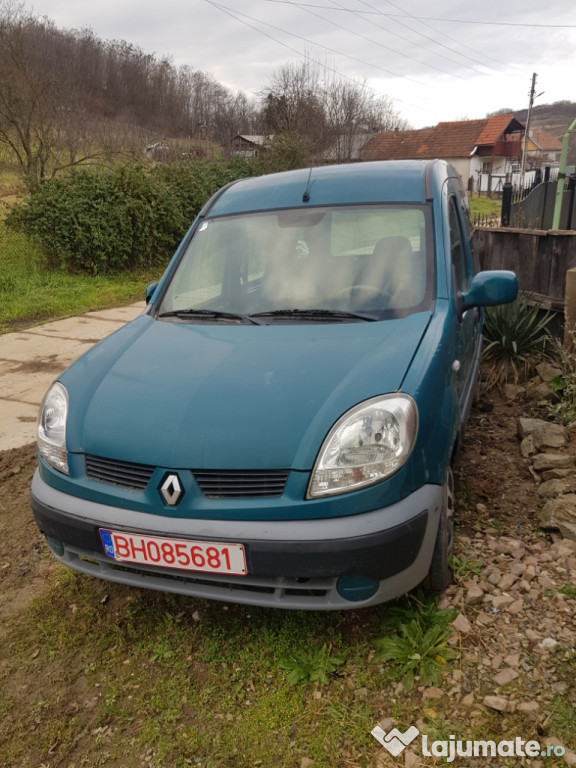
[159, 473, 184, 506]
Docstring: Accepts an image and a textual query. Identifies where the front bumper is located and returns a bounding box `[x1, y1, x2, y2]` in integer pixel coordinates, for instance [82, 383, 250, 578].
[31, 470, 443, 609]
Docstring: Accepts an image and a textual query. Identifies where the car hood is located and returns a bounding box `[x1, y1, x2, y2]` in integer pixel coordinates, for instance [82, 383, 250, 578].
[63, 313, 432, 470]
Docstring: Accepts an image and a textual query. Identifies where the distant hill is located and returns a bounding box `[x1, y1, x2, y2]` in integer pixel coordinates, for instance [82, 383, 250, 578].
[512, 101, 576, 165]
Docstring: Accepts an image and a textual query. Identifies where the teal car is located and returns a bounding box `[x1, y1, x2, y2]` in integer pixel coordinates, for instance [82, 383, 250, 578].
[31, 160, 517, 609]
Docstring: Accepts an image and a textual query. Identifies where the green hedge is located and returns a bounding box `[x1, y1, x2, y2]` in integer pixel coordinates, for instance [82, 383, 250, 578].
[6, 158, 261, 274]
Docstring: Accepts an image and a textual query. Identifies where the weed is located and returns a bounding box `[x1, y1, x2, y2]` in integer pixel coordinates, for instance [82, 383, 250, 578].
[279, 641, 346, 685]
[373, 594, 458, 690]
[544, 696, 576, 745]
[489, 517, 507, 535]
[450, 554, 483, 581]
[541, 328, 576, 425]
[149, 638, 176, 663]
[556, 583, 576, 599]
[482, 294, 555, 390]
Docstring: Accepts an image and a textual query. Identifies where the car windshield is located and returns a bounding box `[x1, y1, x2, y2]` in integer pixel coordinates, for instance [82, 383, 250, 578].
[157, 205, 434, 322]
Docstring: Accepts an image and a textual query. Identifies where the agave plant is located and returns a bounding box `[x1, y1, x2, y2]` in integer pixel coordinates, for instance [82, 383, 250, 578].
[482, 294, 555, 390]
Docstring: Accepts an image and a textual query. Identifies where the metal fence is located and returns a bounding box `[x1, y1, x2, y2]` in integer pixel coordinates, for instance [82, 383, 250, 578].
[500, 169, 576, 230]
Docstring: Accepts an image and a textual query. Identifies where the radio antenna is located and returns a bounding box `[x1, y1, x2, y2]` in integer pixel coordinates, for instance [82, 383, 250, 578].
[302, 164, 314, 203]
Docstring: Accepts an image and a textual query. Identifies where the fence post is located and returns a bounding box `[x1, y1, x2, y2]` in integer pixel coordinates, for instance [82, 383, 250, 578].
[501, 182, 513, 227]
[567, 174, 576, 231]
[565, 267, 576, 348]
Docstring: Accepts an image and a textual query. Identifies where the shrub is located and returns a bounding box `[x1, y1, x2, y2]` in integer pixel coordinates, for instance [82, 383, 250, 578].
[6, 158, 261, 274]
[482, 294, 555, 390]
[542, 328, 576, 425]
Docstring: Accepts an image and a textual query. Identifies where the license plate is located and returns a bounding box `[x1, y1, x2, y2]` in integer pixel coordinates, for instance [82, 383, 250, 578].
[99, 529, 247, 575]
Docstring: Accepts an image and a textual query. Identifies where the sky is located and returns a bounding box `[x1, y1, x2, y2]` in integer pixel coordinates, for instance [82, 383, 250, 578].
[26, 0, 576, 129]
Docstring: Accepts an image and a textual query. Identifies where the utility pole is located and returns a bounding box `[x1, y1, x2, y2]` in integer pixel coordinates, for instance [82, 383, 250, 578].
[520, 73, 538, 192]
[552, 117, 576, 230]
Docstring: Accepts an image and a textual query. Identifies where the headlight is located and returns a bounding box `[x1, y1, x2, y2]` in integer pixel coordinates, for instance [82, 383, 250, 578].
[307, 395, 417, 498]
[37, 382, 69, 474]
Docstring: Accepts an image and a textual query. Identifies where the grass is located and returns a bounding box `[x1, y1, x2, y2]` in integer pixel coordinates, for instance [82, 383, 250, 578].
[469, 195, 501, 219]
[4, 565, 574, 768]
[0, 220, 164, 333]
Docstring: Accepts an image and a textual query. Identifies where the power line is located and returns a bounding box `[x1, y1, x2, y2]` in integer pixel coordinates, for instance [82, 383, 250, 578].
[283, 0, 470, 79]
[200, 0, 442, 120]
[329, 0, 482, 77]
[354, 0, 525, 74]
[262, 1, 576, 28]
[202, 0, 430, 86]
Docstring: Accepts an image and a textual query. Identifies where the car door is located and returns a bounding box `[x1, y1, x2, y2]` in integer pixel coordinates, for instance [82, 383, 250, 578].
[448, 189, 483, 430]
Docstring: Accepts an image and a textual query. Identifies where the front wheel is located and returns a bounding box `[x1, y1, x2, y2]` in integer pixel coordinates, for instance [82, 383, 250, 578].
[422, 467, 455, 593]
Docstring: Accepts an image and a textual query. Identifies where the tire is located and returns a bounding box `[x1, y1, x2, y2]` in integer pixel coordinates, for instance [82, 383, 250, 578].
[422, 467, 455, 593]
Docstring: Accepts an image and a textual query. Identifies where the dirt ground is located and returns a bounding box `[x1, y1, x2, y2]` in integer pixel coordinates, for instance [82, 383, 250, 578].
[1, 391, 576, 767]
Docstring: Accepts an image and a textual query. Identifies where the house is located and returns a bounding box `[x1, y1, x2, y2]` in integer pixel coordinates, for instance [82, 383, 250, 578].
[231, 135, 273, 158]
[360, 114, 525, 195]
[523, 128, 562, 167]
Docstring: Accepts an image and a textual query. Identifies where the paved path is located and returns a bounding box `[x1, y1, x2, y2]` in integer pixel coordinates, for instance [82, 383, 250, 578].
[0, 303, 146, 451]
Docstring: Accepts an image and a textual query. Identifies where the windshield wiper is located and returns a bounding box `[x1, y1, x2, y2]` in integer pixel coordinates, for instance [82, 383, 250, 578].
[250, 308, 378, 322]
[158, 308, 263, 325]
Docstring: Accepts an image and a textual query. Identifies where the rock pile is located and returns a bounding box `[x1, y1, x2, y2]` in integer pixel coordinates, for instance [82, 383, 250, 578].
[516, 416, 576, 541]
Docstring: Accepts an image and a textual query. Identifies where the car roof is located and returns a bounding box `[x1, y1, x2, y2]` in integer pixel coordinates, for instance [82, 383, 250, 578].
[206, 159, 451, 217]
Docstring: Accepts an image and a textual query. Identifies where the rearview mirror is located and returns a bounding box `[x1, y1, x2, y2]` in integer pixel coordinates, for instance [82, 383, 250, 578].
[461, 271, 518, 312]
[145, 282, 158, 305]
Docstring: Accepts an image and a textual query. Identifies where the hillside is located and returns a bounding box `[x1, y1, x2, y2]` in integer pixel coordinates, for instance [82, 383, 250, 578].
[514, 101, 576, 164]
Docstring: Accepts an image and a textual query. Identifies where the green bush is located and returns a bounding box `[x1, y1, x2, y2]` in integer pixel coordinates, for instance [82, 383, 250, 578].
[482, 294, 555, 390]
[6, 159, 260, 274]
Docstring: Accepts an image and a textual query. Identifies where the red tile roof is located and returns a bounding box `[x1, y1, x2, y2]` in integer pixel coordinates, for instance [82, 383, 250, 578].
[530, 128, 563, 151]
[360, 114, 525, 161]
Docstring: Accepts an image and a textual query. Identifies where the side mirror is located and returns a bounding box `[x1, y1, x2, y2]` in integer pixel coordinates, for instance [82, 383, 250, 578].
[461, 271, 518, 312]
[145, 281, 159, 305]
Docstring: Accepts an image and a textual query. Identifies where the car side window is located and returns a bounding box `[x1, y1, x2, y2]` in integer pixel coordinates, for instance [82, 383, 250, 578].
[448, 197, 469, 293]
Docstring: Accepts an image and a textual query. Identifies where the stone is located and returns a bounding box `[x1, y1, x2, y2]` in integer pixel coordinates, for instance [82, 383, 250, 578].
[539, 496, 576, 540]
[493, 667, 519, 686]
[506, 598, 524, 614]
[536, 361, 563, 383]
[504, 383, 525, 401]
[520, 436, 536, 458]
[538, 479, 566, 499]
[533, 453, 573, 471]
[422, 687, 444, 699]
[465, 584, 484, 604]
[550, 538, 576, 555]
[526, 381, 555, 402]
[491, 594, 516, 609]
[452, 613, 472, 633]
[404, 750, 420, 768]
[494, 537, 525, 556]
[518, 417, 547, 439]
[498, 572, 519, 590]
[538, 637, 559, 651]
[542, 468, 572, 481]
[532, 422, 567, 450]
[483, 695, 516, 713]
[517, 701, 540, 712]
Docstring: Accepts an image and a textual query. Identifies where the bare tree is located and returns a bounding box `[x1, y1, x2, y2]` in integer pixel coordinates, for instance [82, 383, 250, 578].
[262, 59, 327, 157]
[261, 58, 408, 163]
[0, 3, 138, 183]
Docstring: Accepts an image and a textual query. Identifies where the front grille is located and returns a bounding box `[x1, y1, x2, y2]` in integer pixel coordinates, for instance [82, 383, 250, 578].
[85, 455, 154, 491]
[193, 470, 289, 498]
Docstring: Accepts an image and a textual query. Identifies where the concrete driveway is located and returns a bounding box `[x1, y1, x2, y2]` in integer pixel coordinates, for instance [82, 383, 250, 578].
[0, 303, 146, 451]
